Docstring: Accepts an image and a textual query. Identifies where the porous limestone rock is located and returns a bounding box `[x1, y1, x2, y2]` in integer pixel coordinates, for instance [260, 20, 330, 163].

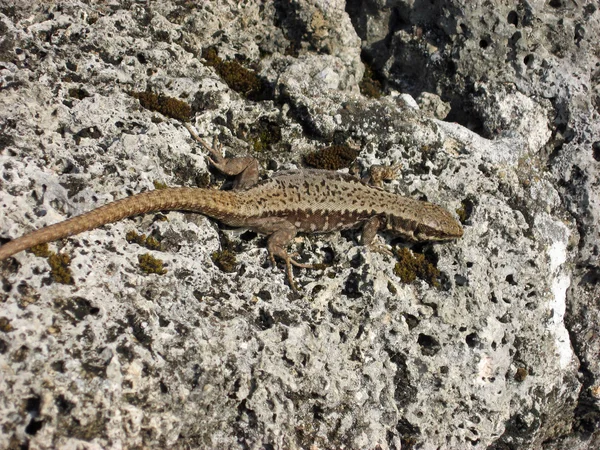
[0, 1, 598, 449]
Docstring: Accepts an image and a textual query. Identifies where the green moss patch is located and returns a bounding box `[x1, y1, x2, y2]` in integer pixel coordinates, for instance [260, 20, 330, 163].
[393, 247, 440, 287]
[359, 63, 383, 99]
[129, 91, 192, 121]
[456, 198, 475, 224]
[126, 231, 161, 251]
[29, 244, 74, 284]
[304, 145, 358, 170]
[138, 253, 167, 275]
[211, 249, 237, 273]
[0, 317, 13, 332]
[248, 119, 282, 152]
[30, 243, 51, 257]
[48, 253, 74, 285]
[152, 180, 168, 190]
[202, 47, 265, 100]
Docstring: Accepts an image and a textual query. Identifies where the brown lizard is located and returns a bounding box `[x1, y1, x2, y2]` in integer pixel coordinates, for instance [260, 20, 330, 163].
[0, 128, 463, 290]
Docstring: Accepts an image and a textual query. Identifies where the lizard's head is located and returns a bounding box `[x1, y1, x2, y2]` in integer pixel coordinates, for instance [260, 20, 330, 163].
[415, 207, 464, 241]
[388, 204, 464, 242]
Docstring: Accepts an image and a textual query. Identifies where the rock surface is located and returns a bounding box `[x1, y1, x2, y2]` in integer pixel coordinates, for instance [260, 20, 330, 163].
[0, 1, 598, 449]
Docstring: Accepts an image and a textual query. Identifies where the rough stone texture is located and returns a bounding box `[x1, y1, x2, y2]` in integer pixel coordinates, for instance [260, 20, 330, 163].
[0, 1, 598, 449]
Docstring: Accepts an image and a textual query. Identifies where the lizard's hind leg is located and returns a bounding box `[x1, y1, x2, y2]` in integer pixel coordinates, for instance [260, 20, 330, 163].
[245, 217, 321, 292]
[267, 236, 325, 292]
[184, 122, 259, 189]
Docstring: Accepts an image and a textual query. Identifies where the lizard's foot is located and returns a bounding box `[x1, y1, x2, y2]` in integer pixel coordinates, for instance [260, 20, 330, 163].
[184, 122, 218, 156]
[268, 249, 300, 292]
[184, 122, 259, 189]
[288, 252, 322, 269]
[367, 242, 393, 256]
[205, 138, 226, 165]
[184, 123, 232, 164]
[268, 249, 324, 292]
[366, 163, 402, 187]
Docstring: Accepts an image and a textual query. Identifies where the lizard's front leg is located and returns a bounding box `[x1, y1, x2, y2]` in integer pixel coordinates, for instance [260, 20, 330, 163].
[360, 164, 403, 254]
[361, 215, 393, 256]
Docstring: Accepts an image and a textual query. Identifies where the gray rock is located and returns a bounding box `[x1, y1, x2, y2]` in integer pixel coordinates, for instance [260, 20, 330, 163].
[0, 0, 598, 449]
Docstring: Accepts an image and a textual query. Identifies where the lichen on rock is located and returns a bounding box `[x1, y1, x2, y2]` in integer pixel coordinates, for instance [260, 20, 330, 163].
[0, 1, 598, 449]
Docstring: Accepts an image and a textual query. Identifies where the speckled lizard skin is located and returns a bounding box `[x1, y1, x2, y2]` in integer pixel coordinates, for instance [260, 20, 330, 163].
[0, 131, 463, 290]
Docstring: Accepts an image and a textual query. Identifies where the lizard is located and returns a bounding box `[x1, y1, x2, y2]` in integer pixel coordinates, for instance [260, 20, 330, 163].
[0, 125, 464, 291]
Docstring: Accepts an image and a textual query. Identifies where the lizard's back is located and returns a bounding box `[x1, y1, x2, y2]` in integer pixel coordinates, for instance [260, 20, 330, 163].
[236, 169, 462, 240]
[237, 170, 429, 234]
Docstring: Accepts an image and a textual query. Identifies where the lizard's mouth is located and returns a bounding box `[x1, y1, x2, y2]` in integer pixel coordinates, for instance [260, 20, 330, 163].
[415, 220, 464, 241]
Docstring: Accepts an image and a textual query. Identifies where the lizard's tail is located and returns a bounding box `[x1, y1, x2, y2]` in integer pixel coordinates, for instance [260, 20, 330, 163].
[0, 187, 239, 261]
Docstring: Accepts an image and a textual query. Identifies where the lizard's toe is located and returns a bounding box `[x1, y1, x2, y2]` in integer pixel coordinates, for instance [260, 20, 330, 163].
[368, 242, 393, 256]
